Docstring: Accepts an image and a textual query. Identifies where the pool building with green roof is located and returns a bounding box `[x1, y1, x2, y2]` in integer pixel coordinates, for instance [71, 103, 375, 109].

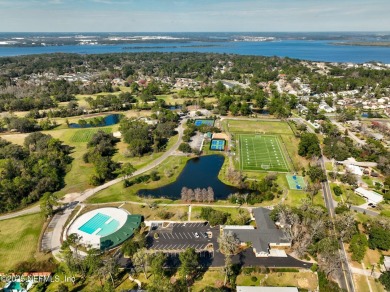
[67, 207, 142, 251]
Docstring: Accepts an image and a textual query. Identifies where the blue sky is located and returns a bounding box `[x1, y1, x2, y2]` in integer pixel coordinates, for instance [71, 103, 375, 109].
[0, 0, 389, 32]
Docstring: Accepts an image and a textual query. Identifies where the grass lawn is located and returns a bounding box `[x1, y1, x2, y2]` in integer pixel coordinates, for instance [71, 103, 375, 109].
[263, 271, 318, 290]
[0, 213, 46, 271]
[353, 274, 370, 292]
[285, 189, 325, 207]
[122, 203, 188, 221]
[225, 120, 293, 135]
[236, 272, 266, 286]
[236, 271, 317, 291]
[325, 161, 334, 171]
[70, 127, 113, 142]
[280, 134, 309, 171]
[368, 278, 386, 292]
[192, 269, 226, 291]
[112, 133, 179, 169]
[45, 128, 96, 196]
[0, 132, 29, 145]
[238, 134, 290, 172]
[329, 183, 366, 206]
[363, 248, 382, 271]
[86, 155, 190, 203]
[355, 212, 371, 223]
[380, 209, 390, 218]
[190, 206, 250, 222]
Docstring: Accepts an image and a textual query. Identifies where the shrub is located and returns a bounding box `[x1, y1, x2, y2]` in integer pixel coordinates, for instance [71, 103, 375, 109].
[178, 142, 192, 153]
[158, 210, 174, 220]
[333, 185, 343, 196]
[150, 171, 160, 181]
[251, 276, 258, 282]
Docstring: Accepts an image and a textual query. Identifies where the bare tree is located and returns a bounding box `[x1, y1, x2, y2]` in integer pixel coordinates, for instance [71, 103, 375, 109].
[133, 248, 151, 278]
[187, 189, 195, 202]
[201, 188, 208, 202]
[207, 187, 215, 203]
[218, 231, 240, 255]
[223, 255, 233, 286]
[334, 212, 357, 242]
[181, 187, 188, 202]
[194, 188, 202, 202]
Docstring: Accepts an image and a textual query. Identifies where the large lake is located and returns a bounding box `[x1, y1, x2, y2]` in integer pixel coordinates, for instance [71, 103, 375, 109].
[1, 40, 390, 63]
[138, 155, 240, 200]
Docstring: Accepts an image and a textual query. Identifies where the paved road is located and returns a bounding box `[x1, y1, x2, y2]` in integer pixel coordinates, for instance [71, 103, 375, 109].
[319, 157, 356, 292]
[350, 205, 379, 217]
[289, 116, 315, 133]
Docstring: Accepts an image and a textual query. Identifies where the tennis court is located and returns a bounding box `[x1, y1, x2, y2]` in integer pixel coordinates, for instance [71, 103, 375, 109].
[210, 139, 226, 151]
[286, 174, 306, 190]
[239, 134, 290, 172]
[194, 119, 214, 126]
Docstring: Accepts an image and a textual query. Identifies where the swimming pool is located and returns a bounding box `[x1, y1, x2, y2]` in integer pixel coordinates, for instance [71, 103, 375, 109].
[78, 213, 120, 236]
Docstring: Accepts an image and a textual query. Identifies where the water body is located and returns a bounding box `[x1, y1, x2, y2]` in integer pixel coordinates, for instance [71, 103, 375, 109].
[138, 155, 240, 199]
[1, 40, 390, 63]
[68, 114, 120, 128]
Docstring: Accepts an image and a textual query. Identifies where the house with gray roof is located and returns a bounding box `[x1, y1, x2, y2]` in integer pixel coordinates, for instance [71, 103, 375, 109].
[222, 208, 291, 257]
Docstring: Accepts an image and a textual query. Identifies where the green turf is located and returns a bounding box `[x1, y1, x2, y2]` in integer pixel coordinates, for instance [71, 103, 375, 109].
[239, 134, 290, 172]
[70, 127, 112, 142]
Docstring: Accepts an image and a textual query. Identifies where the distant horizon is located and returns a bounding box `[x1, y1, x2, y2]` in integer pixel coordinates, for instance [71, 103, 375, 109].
[1, 31, 390, 33]
[0, 0, 388, 32]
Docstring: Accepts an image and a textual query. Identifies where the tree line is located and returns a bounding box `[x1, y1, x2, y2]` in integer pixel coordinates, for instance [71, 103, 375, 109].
[180, 186, 214, 203]
[0, 132, 71, 212]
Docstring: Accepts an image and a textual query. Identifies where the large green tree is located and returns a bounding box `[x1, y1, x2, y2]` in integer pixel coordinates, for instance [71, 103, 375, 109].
[298, 133, 321, 158]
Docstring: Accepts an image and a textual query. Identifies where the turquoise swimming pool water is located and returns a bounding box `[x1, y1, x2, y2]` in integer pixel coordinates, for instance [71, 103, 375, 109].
[5, 281, 21, 290]
[78, 213, 120, 236]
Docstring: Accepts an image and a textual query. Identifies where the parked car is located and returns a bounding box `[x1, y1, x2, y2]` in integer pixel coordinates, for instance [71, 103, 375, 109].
[195, 232, 199, 238]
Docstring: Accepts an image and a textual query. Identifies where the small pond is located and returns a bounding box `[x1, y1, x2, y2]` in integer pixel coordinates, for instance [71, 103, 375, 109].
[69, 114, 121, 128]
[138, 155, 241, 200]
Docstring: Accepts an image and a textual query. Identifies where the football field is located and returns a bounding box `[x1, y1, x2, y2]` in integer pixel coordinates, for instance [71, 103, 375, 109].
[239, 134, 290, 172]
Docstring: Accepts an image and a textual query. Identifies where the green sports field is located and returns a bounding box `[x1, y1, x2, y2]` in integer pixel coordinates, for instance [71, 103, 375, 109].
[239, 134, 290, 172]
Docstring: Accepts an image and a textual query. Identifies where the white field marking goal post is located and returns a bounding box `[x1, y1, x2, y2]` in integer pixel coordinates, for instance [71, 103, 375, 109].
[261, 164, 271, 170]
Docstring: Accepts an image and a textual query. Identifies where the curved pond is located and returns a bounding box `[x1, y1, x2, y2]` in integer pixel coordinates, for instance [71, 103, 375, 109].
[138, 155, 240, 199]
[69, 114, 121, 128]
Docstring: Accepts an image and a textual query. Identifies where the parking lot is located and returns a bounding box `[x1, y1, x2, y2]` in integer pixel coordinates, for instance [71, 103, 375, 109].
[147, 222, 219, 252]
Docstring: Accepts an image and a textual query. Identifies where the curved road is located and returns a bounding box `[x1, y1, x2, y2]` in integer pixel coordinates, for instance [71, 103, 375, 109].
[0, 118, 186, 222]
[0, 119, 186, 261]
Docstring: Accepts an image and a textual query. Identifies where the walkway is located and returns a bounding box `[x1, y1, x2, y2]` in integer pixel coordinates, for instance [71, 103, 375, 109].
[0, 205, 40, 221]
[350, 267, 381, 279]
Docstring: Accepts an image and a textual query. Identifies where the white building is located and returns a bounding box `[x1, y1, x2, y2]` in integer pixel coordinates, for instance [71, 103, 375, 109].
[384, 256, 390, 271]
[318, 100, 336, 113]
[354, 187, 384, 204]
[347, 165, 363, 176]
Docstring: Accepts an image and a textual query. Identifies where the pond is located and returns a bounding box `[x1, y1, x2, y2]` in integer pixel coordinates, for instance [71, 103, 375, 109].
[69, 114, 121, 128]
[138, 155, 241, 200]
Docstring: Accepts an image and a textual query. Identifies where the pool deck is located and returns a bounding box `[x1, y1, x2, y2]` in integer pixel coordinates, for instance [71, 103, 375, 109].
[67, 207, 129, 248]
